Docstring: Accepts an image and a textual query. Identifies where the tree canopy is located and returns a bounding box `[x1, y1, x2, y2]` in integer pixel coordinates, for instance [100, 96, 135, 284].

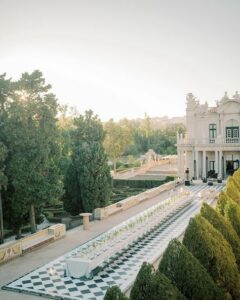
[64, 110, 112, 214]
[130, 262, 186, 300]
[225, 176, 240, 205]
[1, 70, 63, 234]
[183, 215, 240, 299]
[201, 203, 240, 270]
[104, 286, 128, 300]
[159, 239, 223, 300]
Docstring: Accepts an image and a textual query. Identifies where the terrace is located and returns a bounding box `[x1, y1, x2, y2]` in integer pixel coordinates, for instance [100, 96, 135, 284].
[3, 183, 224, 300]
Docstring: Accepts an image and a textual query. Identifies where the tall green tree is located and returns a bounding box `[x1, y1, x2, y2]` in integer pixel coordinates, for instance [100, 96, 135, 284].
[0, 73, 11, 242]
[3, 70, 63, 234]
[104, 118, 134, 172]
[159, 239, 223, 300]
[216, 191, 240, 237]
[130, 262, 186, 300]
[233, 168, 240, 191]
[104, 286, 128, 300]
[201, 203, 240, 270]
[225, 176, 240, 204]
[64, 110, 112, 214]
[216, 191, 232, 216]
[0, 142, 8, 243]
[183, 215, 240, 299]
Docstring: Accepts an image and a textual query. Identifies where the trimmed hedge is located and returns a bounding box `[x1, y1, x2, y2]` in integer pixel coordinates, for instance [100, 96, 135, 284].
[130, 262, 185, 300]
[159, 239, 223, 300]
[183, 215, 240, 299]
[104, 286, 128, 300]
[113, 176, 174, 189]
[201, 203, 240, 270]
[225, 176, 240, 205]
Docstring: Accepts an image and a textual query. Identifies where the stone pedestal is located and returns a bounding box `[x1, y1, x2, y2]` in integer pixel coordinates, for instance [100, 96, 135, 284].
[80, 213, 92, 230]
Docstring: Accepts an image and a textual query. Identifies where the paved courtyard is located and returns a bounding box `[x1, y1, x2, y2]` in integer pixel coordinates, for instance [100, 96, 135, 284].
[0, 182, 224, 300]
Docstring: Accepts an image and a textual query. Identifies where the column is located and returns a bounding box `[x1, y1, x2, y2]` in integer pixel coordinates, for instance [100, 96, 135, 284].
[215, 150, 218, 175]
[80, 213, 92, 230]
[177, 148, 181, 177]
[219, 150, 222, 179]
[203, 150, 206, 178]
[195, 150, 199, 179]
[182, 150, 185, 177]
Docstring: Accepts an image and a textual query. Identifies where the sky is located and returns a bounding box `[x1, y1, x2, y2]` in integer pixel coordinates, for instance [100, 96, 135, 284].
[1, 0, 240, 121]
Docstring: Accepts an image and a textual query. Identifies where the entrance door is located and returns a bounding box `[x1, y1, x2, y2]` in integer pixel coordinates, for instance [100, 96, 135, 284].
[226, 160, 239, 176]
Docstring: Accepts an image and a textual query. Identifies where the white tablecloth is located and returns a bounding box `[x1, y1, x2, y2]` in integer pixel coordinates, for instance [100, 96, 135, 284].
[66, 257, 93, 278]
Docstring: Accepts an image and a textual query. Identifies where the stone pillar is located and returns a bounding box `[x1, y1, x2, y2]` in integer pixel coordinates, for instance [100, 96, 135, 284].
[203, 150, 206, 178]
[195, 150, 199, 179]
[181, 150, 185, 177]
[177, 148, 181, 177]
[215, 150, 218, 175]
[219, 150, 222, 179]
[80, 213, 92, 230]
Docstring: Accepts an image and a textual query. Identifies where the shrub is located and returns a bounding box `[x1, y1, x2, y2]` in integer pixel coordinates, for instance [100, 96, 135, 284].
[233, 168, 240, 191]
[225, 176, 240, 205]
[113, 176, 174, 189]
[159, 239, 223, 300]
[130, 262, 155, 300]
[104, 286, 128, 300]
[201, 203, 240, 270]
[224, 197, 240, 237]
[183, 215, 240, 299]
[216, 191, 232, 216]
[130, 262, 185, 300]
[153, 271, 186, 300]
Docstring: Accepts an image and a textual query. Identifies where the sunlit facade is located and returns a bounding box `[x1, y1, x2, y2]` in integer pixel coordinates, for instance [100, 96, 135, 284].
[177, 92, 240, 179]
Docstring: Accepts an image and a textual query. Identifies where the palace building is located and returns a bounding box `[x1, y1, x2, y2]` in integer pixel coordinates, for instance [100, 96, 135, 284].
[177, 92, 240, 179]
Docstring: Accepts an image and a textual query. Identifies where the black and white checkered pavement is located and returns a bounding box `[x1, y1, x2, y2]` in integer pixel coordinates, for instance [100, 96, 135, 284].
[3, 183, 224, 300]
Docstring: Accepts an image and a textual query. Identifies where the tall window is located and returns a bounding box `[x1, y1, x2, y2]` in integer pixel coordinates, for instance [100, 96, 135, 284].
[209, 161, 215, 171]
[209, 124, 217, 140]
[226, 127, 239, 139]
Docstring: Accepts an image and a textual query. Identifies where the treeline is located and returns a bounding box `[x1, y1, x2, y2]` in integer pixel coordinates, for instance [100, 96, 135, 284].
[104, 115, 185, 171]
[0, 71, 112, 240]
[104, 169, 240, 300]
[0, 70, 184, 241]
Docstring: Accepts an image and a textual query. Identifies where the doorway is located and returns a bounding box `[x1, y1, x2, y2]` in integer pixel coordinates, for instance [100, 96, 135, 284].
[226, 160, 239, 176]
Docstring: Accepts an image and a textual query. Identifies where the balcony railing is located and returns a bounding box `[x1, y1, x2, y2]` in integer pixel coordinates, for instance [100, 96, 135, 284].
[225, 138, 240, 143]
[178, 137, 240, 146]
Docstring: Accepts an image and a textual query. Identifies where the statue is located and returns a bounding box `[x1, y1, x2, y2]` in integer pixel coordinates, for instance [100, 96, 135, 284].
[185, 168, 190, 186]
[233, 91, 240, 101]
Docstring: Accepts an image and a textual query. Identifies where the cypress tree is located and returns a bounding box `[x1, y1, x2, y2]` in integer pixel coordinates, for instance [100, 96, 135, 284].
[224, 197, 240, 237]
[130, 262, 185, 300]
[201, 203, 240, 269]
[226, 176, 240, 205]
[104, 286, 128, 300]
[233, 168, 240, 191]
[153, 271, 186, 300]
[64, 110, 112, 214]
[183, 215, 240, 299]
[159, 239, 223, 300]
[130, 262, 155, 300]
[216, 191, 232, 216]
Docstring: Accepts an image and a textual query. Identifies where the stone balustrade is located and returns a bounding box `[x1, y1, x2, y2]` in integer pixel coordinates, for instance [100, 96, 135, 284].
[94, 180, 179, 220]
[0, 241, 22, 265]
[0, 223, 66, 265]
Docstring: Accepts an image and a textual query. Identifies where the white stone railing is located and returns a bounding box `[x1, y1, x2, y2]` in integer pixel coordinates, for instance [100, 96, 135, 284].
[225, 138, 240, 143]
[93, 180, 179, 220]
[0, 224, 66, 265]
[178, 137, 240, 146]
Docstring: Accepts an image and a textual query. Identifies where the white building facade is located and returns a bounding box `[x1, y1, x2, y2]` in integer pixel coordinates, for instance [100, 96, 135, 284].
[177, 92, 240, 180]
